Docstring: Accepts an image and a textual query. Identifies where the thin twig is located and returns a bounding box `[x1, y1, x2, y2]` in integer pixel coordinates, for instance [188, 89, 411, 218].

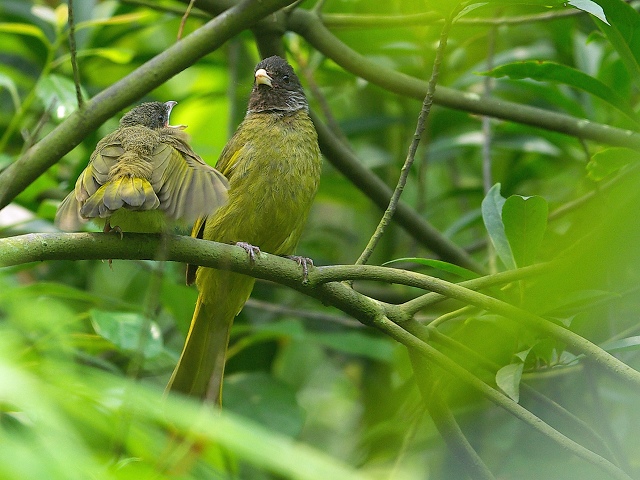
[178, 0, 197, 40]
[483, 21, 497, 272]
[121, 0, 210, 19]
[67, 0, 84, 108]
[354, 3, 464, 267]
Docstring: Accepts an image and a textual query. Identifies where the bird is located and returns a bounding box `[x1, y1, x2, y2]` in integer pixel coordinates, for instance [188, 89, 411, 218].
[54, 101, 229, 234]
[166, 55, 322, 405]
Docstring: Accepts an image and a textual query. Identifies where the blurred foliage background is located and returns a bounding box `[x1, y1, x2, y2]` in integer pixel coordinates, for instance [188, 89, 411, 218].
[1, 0, 640, 479]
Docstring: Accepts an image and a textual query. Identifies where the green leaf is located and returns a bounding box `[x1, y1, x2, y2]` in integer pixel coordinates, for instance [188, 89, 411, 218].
[76, 12, 153, 31]
[224, 372, 305, 437]
[599, 336, 640, 354]
[311, 331, 395, 362]
[496, 362, 524, 403]
[481, 61, 638, 124]
[594, 0, 640, 88]
[502, 195, 548, 267]
[586, 147, 640, 181]
[567, 0, 608, 24]
[0, 73, 21, 112]
[383, 257, 480, 280]
[89, 310, 163, 359]
[482, 183, 516, 270]
[36, 74, 83, 120]
[0, 22, 51, 47]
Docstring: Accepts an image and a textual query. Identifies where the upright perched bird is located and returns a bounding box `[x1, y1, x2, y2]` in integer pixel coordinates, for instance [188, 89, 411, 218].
[167, 56, 322, 404]
[55, 101, 228, 233]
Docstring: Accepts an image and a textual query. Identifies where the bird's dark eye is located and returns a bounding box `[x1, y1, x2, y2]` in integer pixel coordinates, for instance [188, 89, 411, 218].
[282, 74, 290, 84]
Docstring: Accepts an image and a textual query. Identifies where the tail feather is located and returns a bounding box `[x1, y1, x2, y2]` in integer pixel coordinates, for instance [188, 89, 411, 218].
[167, 271, 255, 405]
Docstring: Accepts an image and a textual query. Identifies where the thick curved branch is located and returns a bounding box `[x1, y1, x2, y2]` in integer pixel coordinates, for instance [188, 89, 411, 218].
[0, 231, 634, 480]
[288, 10, 640, 150]
[180, 0, 640, 149]
[2, 232, 639, 391]
[0, 0, 296, 210]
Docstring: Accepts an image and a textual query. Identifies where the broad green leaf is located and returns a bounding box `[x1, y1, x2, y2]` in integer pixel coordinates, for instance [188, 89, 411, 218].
[0, 73, 21, 112]
[36, 74, 83, 120]
[312, 331, 395, 362]
[481, 61, 638, 125]
[90, 310, 163, 359]
[482, 184, 516, 270]
[382, 257, 479, 280]
[594, 0, 640, 88]
[502, 195, 548, 267]
[586, 147, 640, 181]
[496, 362, 524, 403]
[0, 22, 51, 46]
[224, 372, 305, 437]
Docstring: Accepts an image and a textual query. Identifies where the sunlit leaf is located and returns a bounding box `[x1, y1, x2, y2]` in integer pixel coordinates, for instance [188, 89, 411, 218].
[502, 195, 548, 267]
[75, 12, 152, 31]
[0, 22, 50, 46]
[30, 5, 57, 25]
[482, 184, 516, 270]
[599, 336, 640, 354]
[586, 147, 640, 181]
[567, 0, 608, 24]
[54, 4, 68, 30]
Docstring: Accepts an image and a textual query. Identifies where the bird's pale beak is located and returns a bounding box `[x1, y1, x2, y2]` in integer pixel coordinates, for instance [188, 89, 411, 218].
[164, 100, 186, 129]
[255, 68, 273, 87]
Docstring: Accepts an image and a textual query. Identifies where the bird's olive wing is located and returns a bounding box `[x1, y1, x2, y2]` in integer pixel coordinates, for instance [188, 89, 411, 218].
[151, 142, 228, 223]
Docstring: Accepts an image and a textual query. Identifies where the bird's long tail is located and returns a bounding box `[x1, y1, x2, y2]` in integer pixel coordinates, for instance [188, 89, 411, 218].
[166, 271, 255, 405]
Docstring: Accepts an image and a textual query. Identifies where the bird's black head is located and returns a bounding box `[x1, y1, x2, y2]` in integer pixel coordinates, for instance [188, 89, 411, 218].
[247, 56, 308, 114]
[119, 101, 177, 129]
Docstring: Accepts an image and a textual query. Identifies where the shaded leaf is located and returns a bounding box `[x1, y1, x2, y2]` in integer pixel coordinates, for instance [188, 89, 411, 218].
[496, 362, 524, 403]
[586, 147, 640, 181]
[312, 331, 395, 362]
[383, 257, 479, 280]
[36, 74, 83, 120]
[90, 310, 163, 359]
[224, 372, 305, 437]
[482, 183, 516, 269]
[481, 61, 638, 124]
[594, 0, 640, 87]
[503, 195, 548, 267]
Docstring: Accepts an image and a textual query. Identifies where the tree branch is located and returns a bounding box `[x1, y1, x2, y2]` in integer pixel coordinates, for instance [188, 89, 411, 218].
[354, 3, 462, 267]
[288, 10, 640, 150]
[2, 232, 639, 391]
[313, 115, 485, 272]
